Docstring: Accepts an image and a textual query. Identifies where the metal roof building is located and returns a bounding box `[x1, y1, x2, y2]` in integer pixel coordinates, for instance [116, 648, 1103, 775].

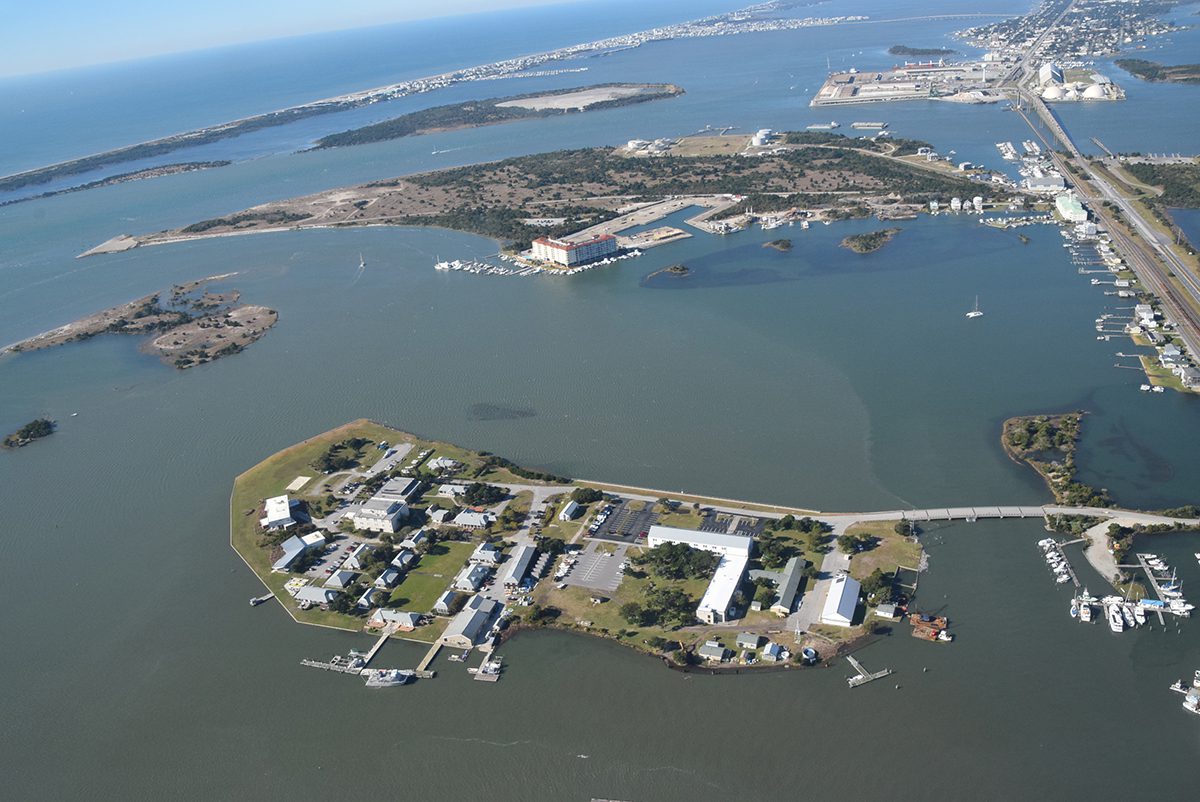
[820, 573, 861, 628]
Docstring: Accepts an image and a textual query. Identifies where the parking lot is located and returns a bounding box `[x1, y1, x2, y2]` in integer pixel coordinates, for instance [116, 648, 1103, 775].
[589, 500, 658, 544]
[563, 543, 628, 593]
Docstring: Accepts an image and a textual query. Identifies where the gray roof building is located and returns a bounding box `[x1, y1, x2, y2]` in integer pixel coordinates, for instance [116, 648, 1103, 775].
[439, 595, 502, 649]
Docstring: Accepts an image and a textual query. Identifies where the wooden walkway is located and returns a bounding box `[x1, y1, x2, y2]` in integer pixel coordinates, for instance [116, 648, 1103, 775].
[363, 625, 396, 666]
[416, 642, 442, 673]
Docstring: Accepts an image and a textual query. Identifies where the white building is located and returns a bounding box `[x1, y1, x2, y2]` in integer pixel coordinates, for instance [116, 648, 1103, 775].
[368, 609, 423, 630]
[260, 495, 298, 530]
[343, 543, 374, 571]
[469, 542, 502, 566]
[325, 569, 358, 589]
[531, 234, 618, 267]
[1055, 193, 1088, 224]
[1038, 61, 1064, 86]
[950, 197, 962, 212]
[351, 498, 409, 534]
[559, 500, 581, 521]
[400, 529, 427, 550]
[438, 484, 467, 499]
[433, 590, 458, 616]
[500, 544, 536, 589]
[972, 196, 983, 212]
[440, 595, 502, 649]
[647, 526, 753, 625]
[453, 510, 494, 530]
[271, 532, 326, 572]
[427, 508, 453, 525]
[375, 567, 402, 589]
[294, 586, 339, 606]
[426, 457, 462, 474]
[454, 563, 492, 593]
[820, 572, 861, 627]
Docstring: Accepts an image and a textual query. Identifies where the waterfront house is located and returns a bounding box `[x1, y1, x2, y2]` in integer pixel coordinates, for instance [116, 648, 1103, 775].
[368, 608, 423, 631]
[1181, 367, 1200, 389]
[271, 532, 326, 572]
[820, 573, 861, 627]
[453, 563, 492, 593]
[736, 633, 763, 650]
[325, 569, 358, 590]
[375, 568, 402, 589]
[433, 590, 459, 616]
[294, 586, 339, 606]
[697, 641, 730, 662]
[260, 495, 298, 530]
[427, 456, 462, 474]
[875, 602, 899, 619]
[439, 595, 501, 649]
[761, 642, 784, 662]
[1160, 344, 1183, 366]
[469, 542, 502, 566]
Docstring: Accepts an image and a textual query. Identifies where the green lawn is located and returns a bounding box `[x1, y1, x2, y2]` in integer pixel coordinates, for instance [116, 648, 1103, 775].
[845, 521, 923, 581]
[387, 573, 455, 614]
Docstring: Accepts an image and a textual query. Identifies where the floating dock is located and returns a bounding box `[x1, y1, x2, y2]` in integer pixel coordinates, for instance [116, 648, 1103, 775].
[846, 655, 892, 687]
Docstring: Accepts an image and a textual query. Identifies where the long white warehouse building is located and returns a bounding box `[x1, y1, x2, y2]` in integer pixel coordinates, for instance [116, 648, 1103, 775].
[646, 525, 752, 624]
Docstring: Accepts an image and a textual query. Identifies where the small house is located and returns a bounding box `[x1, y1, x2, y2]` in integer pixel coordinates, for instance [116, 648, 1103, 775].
[735, 633, 762, 651]
[697, 641, 730, 663]
[559, 500, 581, 521]
[324, 569, 358, 590]
[433, 590, 459, 616]
[374, 568, 402, 589]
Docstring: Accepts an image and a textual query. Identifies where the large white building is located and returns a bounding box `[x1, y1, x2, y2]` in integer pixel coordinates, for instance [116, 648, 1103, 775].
[531, 234, 618, 267]
[351, 497, 409, 533]
[440, 595, 502, 649]
[1055, 193, 1088, 224]
[260, 495, 298, 530]
[646, 526, 753, 624]
[1038, 61, 1063, 86]
[820, 572, 861, 627]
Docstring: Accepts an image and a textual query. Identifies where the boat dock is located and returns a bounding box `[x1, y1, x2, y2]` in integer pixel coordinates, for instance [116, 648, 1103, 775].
[362, 625, 396, 665]
[250, 593, 274, 606]
[1048, 539, 1081, 588]
[415, 642, 441, 679]
[301, 658, 363, 674]
[846, 655, 892, 687]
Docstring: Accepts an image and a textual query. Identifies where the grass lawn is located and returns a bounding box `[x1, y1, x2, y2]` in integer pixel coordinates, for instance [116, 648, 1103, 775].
[1139, 356, 1188, 392]
[657, 511, 703, 529]
[845, 521, 922, 581]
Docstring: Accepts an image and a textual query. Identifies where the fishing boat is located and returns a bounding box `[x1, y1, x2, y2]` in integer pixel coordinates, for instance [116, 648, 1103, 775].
[1184, 691, 1200, 716]
[1079, 603, 1093, 623]
[363, 668, 415, 687]
[965, 295, 983, 318]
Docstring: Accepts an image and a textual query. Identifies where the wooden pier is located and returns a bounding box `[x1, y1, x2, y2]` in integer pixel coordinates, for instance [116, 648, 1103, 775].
[415, 642, 441, 678]
[846, 655, 892, 688]
[1050, 540, 1081, 588]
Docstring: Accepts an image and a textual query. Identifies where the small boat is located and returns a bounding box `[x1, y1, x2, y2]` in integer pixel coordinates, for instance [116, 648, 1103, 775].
[1140, 384, 1152, 392]
[1152, 386, 1165, 393]
[358, 253, 365, 269]
[1184, 692, 1200, 716]
[965, 295, 983, 318]
[937, 630, 953, 642]
[1133, 605, 1146, 626]
[1079, 603, 1093, 623]
[1122, 605, 1137, 628]
[249, 594, 272, 607]
[1070, 602, 1079, 618]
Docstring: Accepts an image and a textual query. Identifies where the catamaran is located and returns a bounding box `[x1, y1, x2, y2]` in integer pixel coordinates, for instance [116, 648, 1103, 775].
[965, 296, 983, 318]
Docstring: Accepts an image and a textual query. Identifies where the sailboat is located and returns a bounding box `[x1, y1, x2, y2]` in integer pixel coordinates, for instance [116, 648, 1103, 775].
[965, 296, 983, 318]
[358, 253, 365, 269]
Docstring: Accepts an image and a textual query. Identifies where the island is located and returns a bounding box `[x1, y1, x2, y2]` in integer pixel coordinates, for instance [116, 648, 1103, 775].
[1001, 412, 1111, 507]
[3, 418, 55, 449]
[1, 275, 277, 369]
[232, 420, 1196, 681]
[888, 45, 957, 57]
[312, 83, 684, 149]
[89, 132, 994, 257]
[841, 228, 901, 253]
[1114, 59, 1200, 84]
[0, 162, 229, 208]
[763, 239, 793, 251]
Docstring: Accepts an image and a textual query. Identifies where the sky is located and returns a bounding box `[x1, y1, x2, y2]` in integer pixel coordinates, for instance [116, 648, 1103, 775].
[3, 0, 578, 78]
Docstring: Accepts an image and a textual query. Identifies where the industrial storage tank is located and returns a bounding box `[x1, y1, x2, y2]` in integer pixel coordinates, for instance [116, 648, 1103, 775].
[1042, 85, 1065, 100]
[1082, 84, 1107, 100]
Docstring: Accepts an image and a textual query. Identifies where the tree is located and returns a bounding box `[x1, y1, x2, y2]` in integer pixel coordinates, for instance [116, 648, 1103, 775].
[836, 534, 859, 554]
[894, 521, 915, 537]
[758, 535, 795, 569]
[753, 579, 776, 606]
[620, 602, 645, 625]
[861, 568, 894, 603]
[462, 482, 506, 506]
[570, 487, 603, 505]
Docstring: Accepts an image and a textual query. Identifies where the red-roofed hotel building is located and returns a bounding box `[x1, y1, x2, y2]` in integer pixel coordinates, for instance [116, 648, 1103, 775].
[531, 234, 618, 267]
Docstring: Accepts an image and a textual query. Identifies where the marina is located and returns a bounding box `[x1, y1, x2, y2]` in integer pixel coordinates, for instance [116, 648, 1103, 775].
[1036, 537, 1079, 587]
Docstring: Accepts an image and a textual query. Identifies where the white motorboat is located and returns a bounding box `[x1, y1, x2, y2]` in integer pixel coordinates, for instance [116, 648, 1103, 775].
[1133, 605, 1146, 626]
[1079, 603, 1093, 623]
[1121, 605, 1137, 628]
[1107, 604, 1125, 633]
